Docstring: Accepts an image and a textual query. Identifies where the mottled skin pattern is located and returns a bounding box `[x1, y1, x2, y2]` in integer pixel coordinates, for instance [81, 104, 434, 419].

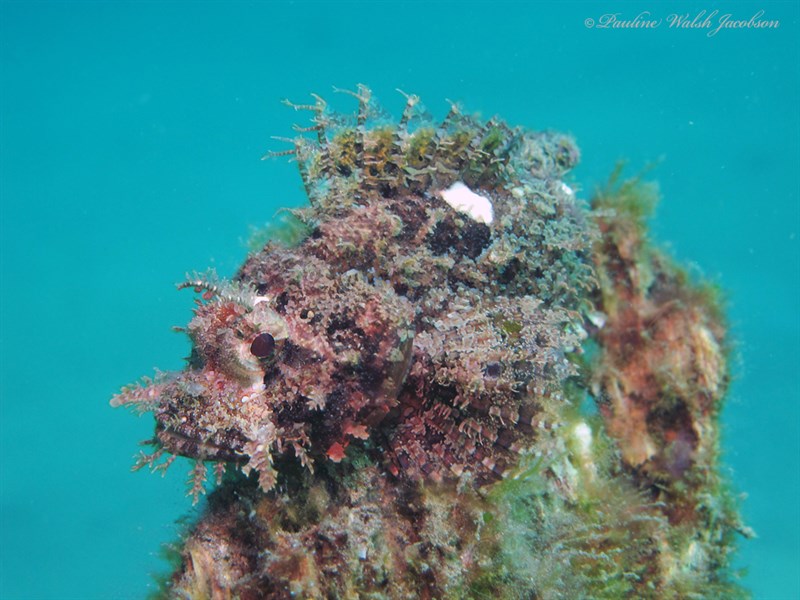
[112, 86, 592, 495]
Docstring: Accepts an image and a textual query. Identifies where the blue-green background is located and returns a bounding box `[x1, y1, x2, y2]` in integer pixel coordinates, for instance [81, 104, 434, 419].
[1, 1, 798, 598]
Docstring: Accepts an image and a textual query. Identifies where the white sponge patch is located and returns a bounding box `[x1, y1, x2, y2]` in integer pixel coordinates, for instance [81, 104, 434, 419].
[439, 182, 494, 225]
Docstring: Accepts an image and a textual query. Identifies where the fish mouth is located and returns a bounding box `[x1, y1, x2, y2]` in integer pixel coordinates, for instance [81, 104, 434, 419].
[155, 422, 247, 463]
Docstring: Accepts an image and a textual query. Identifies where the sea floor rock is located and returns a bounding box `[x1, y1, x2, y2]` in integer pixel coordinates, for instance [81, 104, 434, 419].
[112, 88, 749, 599]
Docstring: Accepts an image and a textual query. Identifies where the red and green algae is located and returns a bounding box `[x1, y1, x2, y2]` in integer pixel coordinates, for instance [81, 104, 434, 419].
[112, 86, 749, 599]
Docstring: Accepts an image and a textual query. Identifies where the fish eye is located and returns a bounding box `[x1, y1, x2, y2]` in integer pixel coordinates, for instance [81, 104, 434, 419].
[484, 362, 502, 378]
[250, 333, 276, 358]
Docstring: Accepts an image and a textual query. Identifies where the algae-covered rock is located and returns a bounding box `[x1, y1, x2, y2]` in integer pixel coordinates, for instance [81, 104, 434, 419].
[112, 87, 749, 599]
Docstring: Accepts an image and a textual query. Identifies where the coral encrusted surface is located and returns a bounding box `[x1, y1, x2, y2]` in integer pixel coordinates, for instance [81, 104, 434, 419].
[112, 87, 749, 599]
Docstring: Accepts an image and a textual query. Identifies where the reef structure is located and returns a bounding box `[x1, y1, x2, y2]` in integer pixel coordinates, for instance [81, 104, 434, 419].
[112, 87, 749, 599]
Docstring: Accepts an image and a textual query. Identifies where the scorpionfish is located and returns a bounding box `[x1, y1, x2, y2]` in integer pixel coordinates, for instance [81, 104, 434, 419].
[111, 86, 594, 500]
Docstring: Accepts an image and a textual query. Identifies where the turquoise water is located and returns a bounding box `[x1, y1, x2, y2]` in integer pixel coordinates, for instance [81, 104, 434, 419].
[1, 1, 797, 598]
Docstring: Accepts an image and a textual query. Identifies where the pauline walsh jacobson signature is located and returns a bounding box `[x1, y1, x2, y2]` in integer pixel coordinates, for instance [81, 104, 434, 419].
[585, 9, 779, 37]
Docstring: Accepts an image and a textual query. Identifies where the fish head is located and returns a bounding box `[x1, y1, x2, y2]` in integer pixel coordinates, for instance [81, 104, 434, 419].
[111, 271, 415, 492]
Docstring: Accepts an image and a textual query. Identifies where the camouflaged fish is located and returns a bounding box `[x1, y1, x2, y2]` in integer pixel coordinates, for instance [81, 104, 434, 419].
[111, 85, 595, 500]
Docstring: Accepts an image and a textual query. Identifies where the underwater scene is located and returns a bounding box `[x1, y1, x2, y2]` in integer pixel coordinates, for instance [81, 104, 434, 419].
[1, 1, 797, 598]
